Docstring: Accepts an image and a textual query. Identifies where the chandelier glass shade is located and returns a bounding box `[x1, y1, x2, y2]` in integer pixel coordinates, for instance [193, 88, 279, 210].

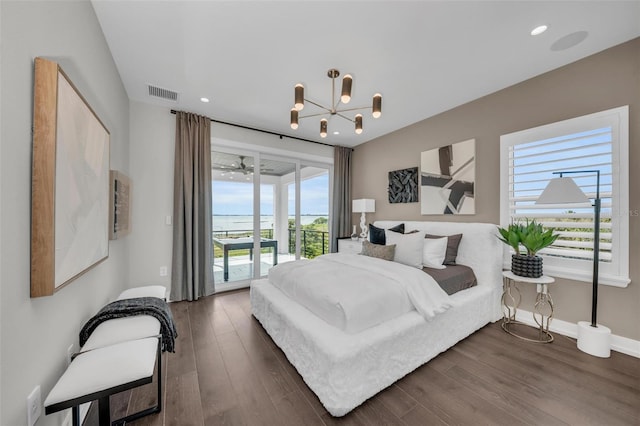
[290, 68, 382, 136]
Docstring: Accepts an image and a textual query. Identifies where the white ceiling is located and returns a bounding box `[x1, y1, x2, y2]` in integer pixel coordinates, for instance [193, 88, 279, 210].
[92, 0, 640, 148]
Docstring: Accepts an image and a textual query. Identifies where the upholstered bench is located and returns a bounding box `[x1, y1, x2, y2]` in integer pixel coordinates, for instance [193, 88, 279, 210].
[44, 286, 168, 426]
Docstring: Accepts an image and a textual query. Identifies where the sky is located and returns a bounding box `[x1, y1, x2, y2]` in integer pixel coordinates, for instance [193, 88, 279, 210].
[212, 173, 329, 216]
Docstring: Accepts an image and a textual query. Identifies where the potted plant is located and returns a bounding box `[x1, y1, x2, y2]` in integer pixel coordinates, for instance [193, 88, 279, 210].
[498, 219, 559, 278]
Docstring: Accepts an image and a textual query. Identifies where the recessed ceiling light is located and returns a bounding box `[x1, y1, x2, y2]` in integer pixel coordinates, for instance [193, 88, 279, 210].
[333, 131, 340, 135]
[200, 97, 210, 103]
[531, 25, 548, 36]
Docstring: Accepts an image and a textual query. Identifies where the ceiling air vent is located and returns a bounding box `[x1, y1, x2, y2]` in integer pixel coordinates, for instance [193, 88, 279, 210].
[147, 84, 179, 102]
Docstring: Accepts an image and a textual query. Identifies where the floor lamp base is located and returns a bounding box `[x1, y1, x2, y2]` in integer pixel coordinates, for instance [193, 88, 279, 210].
[577, 321, 611, 358]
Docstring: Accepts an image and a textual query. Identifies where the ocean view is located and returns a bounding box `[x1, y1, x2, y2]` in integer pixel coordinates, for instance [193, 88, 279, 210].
[212, 215, 327, 232]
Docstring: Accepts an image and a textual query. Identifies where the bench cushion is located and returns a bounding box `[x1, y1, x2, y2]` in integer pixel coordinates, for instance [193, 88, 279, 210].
[81, 316, 161, 351]
[45, 337, 157, 408]
[81, 285, 167, 351]
[117, 285, 166, 301]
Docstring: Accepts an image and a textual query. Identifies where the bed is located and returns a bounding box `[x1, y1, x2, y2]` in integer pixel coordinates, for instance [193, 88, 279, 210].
[250, 221, 504, 416]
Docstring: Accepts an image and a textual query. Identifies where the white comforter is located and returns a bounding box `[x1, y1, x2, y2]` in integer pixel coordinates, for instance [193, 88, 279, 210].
[267, 253, 452, 333]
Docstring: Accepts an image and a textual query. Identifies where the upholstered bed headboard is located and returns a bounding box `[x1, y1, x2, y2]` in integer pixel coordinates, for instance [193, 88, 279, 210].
[373, 221, 504, 292]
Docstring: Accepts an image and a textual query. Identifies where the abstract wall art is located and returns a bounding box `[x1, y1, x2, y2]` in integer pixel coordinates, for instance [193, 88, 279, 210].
[388, 167, 419, 203]
[420, 139, 475, 215]
[31, 57, 110, 297]
[109, 170, 131, 240]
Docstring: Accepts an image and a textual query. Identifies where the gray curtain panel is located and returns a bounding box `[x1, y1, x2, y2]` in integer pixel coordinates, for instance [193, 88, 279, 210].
[330, 146, 352, 252]
[171, 111, 215, 301]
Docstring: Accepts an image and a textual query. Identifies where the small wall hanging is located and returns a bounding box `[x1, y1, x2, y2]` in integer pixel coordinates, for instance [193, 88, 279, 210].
[388, 167, 418, 203]
[109, 170, 131, 240]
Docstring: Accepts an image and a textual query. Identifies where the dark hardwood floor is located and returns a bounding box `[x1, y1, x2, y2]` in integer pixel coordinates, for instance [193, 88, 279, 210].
[85, 288, 640, 426]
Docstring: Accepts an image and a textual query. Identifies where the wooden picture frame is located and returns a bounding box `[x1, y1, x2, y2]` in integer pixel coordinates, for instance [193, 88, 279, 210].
[31, 57, 110, 297]
[109, 170, 131, 240]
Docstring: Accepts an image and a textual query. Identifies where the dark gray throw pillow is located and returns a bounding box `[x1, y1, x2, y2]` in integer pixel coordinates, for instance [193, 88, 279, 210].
[369, 223, 404, 245]
[425, 233, 463, 265]
[360, 240, 396, 261]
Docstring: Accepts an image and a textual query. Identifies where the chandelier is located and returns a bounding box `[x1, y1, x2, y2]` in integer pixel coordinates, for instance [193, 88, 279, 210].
[290, 68, 382, 138]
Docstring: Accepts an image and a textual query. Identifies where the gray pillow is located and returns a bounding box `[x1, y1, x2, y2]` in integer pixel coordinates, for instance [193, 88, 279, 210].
[425, 233, 463, 265]
[360, 240, 395, 261]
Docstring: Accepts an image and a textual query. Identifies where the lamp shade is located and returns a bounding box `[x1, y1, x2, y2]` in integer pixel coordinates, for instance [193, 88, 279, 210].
[341, 74, 352, 104]
[320, 118, 328, 138]
[372, 94, 382, 118]
[290, 108, 298, 129]
[352, 198, 375, 213]
[536, 177, 591, 205]
[294, 84, 304, 111]
[355, 114, 363, 134]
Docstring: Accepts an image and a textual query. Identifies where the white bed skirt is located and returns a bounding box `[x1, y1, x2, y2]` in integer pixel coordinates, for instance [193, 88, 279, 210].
[250, 278, 501, 417]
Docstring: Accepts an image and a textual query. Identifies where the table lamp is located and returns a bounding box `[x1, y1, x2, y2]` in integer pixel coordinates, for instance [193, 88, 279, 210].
[352, 199, 375, 240]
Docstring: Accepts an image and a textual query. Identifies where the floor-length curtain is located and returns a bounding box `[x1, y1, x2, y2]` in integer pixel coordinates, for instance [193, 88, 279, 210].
[330, 146, 352, 252]
[171, 111, 215, 301]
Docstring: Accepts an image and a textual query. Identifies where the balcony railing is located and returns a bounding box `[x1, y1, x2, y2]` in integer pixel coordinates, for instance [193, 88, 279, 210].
[211, 228, 329, 259]
[288, 229, 329, 259]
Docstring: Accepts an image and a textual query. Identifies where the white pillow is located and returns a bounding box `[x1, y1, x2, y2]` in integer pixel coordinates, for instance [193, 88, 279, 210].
[422, 237, 447, 269]
[385, 230, 425, 269]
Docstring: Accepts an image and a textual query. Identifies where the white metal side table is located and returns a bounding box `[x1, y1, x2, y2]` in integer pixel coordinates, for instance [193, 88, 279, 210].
[501, 270, 555, 343]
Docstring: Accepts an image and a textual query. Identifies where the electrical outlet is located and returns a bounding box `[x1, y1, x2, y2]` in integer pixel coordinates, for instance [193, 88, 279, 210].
[67, 343, 75, 365]
[26, 385, 42, 426]
[165, 215, 172, 225]
[159, 266, 168, 277]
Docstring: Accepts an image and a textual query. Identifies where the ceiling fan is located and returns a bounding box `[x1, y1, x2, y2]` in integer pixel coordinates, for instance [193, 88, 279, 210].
[212, 155, 273, 175]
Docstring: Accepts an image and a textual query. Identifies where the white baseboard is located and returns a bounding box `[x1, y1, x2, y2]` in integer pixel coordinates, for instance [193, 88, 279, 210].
[514, 310, 640, 358]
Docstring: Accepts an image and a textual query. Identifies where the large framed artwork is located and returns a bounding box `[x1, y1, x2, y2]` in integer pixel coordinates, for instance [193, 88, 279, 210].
[388, 167, 418, 203]
[31, 57, 110, 297]
[420, 139, 475, 215]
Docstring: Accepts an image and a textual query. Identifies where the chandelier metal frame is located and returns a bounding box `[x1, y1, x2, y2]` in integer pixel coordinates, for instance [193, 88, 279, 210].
[290, 68, 382, 138]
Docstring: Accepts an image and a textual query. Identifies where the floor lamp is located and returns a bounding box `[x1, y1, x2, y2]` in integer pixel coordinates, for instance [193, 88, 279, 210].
[536, 170, 611, 357]
[352, 199, 375, 240]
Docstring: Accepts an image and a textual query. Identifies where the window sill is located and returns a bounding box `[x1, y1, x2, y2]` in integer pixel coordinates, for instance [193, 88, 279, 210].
[501, 261, 630, 288]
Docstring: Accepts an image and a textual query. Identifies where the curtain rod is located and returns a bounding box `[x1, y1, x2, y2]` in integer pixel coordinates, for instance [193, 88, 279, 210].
[170, 109, 337, 148]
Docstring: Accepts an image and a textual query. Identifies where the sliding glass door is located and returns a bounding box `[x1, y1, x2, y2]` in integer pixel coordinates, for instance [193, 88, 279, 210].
[212, 148, 331, 290]
[292, 165, 330, 259]
[211, 152, 257, 285]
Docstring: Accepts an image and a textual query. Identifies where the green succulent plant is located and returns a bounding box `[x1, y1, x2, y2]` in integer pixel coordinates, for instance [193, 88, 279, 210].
[497, 223, 523, 255]
[498, 219, 560, 257]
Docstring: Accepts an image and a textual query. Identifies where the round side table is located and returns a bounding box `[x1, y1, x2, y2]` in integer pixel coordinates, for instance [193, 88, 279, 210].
[501, 270, 555, 343]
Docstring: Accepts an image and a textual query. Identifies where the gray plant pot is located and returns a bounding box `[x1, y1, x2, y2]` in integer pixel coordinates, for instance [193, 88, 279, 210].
[511, 254, 543, 278]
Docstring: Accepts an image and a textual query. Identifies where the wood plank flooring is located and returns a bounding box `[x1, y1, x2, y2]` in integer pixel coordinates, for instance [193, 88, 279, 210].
[85, 288, 640, 426]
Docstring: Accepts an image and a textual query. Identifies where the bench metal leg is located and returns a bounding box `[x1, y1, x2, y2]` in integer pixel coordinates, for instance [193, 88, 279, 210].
[72, 406, 80, 426]
[98, 396, 111, 426]
[112, 337, 162, 425]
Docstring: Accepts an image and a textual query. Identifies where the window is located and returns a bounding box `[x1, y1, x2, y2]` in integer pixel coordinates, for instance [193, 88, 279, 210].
[500, 106, 629, 287]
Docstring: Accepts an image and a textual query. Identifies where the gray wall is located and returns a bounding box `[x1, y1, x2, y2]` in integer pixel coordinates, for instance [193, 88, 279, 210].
[353, 38, 639, 340]
[129, 101, 175, 288]
[0, 1, 130, 425]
